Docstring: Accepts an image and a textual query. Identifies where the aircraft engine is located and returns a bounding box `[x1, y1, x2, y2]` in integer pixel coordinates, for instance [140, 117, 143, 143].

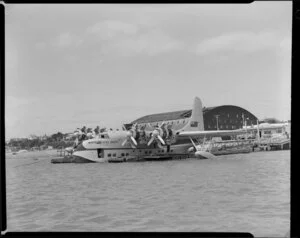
[147, 124, 166, 146]
[122, 124, 138, 148]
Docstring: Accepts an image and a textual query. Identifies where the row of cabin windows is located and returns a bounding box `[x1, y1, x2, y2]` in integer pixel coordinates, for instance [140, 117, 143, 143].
[106, 149, 172, 157]
[107, 153, 130, 157]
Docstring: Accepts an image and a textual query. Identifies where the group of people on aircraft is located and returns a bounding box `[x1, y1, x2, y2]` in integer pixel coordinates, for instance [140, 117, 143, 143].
[134, 123, 175, 145]
[72, 123, 176, 148]
[73, 126, 106, 146]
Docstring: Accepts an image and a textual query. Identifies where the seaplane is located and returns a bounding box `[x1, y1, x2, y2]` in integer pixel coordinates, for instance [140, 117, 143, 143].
[52, 97, 288, 163]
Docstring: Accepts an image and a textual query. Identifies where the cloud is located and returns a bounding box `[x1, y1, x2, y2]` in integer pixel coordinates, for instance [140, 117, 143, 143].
[6, 45, 18, 70]
[87, 20, 138, 40]
[35, 41, 46, 50]
[6, 96, 36, 109]
[87, 20, 184, 56]
[112, 29, 184, 56]
[54, 32, 83, 48]
[195, 31, 281, 55]
[279, 36, 291, 53]
[5, 96, 37, 132]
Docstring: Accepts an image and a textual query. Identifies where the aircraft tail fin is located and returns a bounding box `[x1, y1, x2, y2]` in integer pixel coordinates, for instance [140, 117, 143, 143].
[180, 97, 204, 132]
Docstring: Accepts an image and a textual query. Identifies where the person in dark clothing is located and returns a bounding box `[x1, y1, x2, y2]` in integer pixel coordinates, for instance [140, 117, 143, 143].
[167, 125, 173, 138]
[81, 126, 87, 134]
[80, 133, 86, 141]
[94, 126, 100, 136]
[285, 131, 289, 139]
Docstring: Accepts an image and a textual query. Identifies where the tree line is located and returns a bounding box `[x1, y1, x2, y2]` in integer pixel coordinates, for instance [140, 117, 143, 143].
[6, 132, 74, 151]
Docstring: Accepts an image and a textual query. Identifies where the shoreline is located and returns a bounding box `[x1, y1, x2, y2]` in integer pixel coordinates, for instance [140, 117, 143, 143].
[5, 149, 58, 159]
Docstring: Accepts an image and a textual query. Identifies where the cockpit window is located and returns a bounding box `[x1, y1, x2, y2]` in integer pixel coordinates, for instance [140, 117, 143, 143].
[100, 134, 109, 139]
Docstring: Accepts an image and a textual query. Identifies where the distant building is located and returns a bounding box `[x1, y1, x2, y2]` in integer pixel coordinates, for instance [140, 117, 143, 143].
[129, 105, 258, 131]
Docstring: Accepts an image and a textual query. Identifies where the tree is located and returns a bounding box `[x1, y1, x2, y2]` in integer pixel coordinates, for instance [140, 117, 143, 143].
[51, 132, 64, 142]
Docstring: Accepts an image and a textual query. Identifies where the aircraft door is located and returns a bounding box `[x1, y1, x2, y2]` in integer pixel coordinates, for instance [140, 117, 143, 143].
[97, 149, 103, 158]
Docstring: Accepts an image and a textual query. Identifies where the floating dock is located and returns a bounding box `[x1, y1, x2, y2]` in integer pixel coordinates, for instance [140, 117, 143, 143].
[254, 137, 290, 151]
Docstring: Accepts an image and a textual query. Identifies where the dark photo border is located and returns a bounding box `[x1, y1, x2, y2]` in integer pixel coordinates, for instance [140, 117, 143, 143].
[1, 1, 297, 237]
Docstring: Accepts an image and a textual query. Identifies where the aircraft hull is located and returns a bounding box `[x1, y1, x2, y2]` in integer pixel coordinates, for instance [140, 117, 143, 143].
[68, 143, 192, 163]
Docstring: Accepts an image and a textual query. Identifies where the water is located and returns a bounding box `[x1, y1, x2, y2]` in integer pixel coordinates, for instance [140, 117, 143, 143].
[5, 150, 290, 236]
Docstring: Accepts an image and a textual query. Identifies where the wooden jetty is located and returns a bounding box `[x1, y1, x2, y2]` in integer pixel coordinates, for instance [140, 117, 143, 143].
[254, 137, 290, 151]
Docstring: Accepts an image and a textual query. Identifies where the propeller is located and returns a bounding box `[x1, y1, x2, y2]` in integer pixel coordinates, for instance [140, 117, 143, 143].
[147, 122, 166, 146]
[122, 123, 138, 147]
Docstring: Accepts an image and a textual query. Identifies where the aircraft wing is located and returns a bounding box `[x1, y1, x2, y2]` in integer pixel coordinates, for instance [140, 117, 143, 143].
[245, 124, 285, 131]
[178, 129, 247, 138]
[178, 123, 287, 138]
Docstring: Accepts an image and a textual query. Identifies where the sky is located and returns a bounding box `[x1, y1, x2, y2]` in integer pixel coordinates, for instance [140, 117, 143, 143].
[5, 3, 292, 139]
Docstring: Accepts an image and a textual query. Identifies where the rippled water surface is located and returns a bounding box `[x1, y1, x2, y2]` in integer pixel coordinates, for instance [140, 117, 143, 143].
[6, 150, 290, 236]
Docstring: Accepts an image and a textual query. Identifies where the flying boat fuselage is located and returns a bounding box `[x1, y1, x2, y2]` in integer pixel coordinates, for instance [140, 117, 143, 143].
[72, 130, 192, 162]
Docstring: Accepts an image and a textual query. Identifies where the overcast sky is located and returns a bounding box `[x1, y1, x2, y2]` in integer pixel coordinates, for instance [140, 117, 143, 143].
[5, 3, 291, 139]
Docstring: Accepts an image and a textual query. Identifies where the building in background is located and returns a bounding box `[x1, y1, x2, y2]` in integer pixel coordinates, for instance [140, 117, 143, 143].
[128, 105, 258, 131]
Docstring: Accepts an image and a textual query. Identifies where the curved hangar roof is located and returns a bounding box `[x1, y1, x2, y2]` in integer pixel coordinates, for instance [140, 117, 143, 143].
[131, 105, 257, 124]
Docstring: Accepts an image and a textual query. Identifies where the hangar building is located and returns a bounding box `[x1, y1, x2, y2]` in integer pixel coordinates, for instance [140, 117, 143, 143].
[129, 105, 258, 131]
